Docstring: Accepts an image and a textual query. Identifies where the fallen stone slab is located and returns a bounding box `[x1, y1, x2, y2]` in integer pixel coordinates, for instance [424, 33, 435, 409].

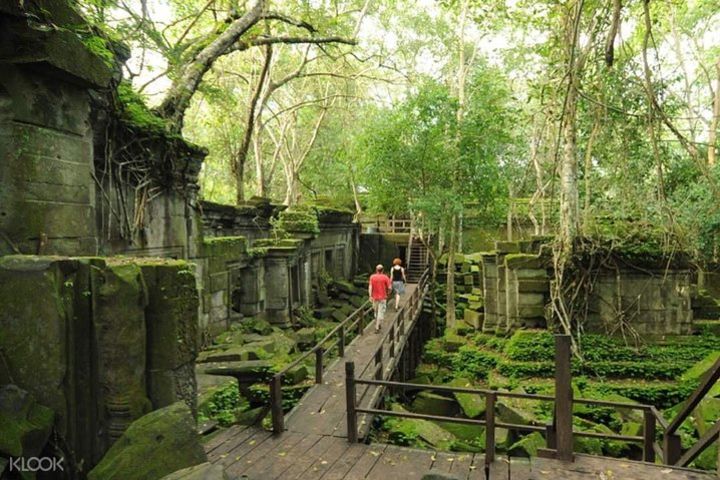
[88, 402, 207, 480]
[0, 384, 54, 458]
[199, 361, 274, 384]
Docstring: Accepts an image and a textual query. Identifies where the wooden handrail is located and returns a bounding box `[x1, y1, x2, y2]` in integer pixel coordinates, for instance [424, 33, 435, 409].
[666, 356, 720, 435]
[271, 267, 430, 434]
[676, 420, 720, 468]
[663, 355, 720, 464]
[346, 333, 661, 466]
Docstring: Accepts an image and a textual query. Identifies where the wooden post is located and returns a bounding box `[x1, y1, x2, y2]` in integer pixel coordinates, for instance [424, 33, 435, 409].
[315, 347, 324, 384]
[346, 362, 358, 443]
[359, 309, 365, 334]
[643, 409, 656, 463]
[375, 348, 383, 380]
[546, 421, 557, 449]
[389, 324, 395, 357]
[554, 334, 574, 461]
[270, 374, 284, 434]
[485, 392, 496, 465]
[339, 325, 345, 357]
[664, 433, 682, 465]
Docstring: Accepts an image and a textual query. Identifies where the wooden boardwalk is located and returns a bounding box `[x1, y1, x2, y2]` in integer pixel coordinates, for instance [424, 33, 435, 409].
[203, 282, 716, 479]
[283, 284, 418, 438]
[205, 424, 716, 479]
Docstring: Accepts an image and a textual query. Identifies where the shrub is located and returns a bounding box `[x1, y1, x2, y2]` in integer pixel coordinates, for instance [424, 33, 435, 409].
[450, 345, 499, 380]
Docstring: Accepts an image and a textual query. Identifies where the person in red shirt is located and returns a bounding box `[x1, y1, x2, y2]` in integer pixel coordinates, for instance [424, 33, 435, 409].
[368, 264, 392, 332]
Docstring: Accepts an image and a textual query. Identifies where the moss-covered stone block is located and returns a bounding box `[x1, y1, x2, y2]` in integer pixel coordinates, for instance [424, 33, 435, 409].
[283, 365, 309, 385]
[387, 413, 456, 448]
[410, 391, 459, 417]
[508, 432, 545, 457]
[0, 256, 73, 430]
[496, 393, 543, 426]
[234, 407, 265, 426]
[200, 361, 274, 384]
[433, 421, 484, 443]
[203, 236, 248, 259]
[682, 352, 720, 398]
[96, 260, 152, 421]
[0, 385, 54, 457]
[88, 402, 207, 480]
[447, 378, 485, 418]
[293, 327, 317, 351]
[138, 260, 199, 413]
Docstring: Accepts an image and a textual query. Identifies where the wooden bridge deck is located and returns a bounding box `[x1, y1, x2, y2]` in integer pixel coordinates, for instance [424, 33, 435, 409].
[283, 283, 418, 438]
[205, 424, 715, 479]
[203, 281, 716, 479]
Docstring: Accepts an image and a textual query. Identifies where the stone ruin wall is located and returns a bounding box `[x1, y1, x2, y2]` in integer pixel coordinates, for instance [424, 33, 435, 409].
[479, 240, 695, 337]
[0, 2, 359, 471]
[197, 201, 358, 339]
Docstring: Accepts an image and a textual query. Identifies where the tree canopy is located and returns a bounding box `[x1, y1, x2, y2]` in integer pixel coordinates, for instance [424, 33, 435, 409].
[84, 0, 720, 262]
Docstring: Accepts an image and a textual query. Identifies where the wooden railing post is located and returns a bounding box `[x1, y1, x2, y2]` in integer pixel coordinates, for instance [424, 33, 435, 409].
[315, 347, 324, 384]
[346, 361, 358, 443]
[270, 374, 284, 434]
[339, 325, 345, 357]
[375, 348, 383, 380]
[643, 409, 656, 463]
[546, 420, 557, 450]
[554, 334, 574, 461]
[485, 392, 496, 466]
[664, 433, 682, 465]
[389, 324, 395, 358]
[359, 309, 365, 334]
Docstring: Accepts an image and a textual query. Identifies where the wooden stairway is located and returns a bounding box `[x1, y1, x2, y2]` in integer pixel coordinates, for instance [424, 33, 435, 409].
[406, 237, 428, 283]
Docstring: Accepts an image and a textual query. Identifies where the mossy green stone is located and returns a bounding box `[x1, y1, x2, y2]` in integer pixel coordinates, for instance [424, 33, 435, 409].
[88, 402, 206, 480]
[447, 378, 485, 418]
[508, 432, 545, 457]
[0, 385, 54, 457]
[434, 421, 484, 442]
[410, 391, 459, 417]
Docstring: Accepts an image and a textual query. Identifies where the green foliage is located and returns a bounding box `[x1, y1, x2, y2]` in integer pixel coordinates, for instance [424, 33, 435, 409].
[503, 330, 554, 361]
[81, 35, 115, 67]
[271, 207, 320, 235]
[358, 69, 513, 233]
[199, 383, 245, 427]
[116, 82, 169, 133]
[450, 345, 499, 379]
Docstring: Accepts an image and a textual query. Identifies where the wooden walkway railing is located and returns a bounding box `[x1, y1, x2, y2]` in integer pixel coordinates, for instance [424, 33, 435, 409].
[344, 335, 694, 474]
[269, 300, 374, 433]
[663, 355, 720, 470]
[269, 267, 431, 435]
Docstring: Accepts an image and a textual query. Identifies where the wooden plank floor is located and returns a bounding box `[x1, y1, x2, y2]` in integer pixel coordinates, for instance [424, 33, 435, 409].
[284, 284, 418, 438]
[203, 283, 716, 479]
[207, 428, 717, 479]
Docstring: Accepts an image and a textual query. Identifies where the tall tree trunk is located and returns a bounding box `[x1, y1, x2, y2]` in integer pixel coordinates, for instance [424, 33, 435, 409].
[157, 0, 265, 131]
[709, 59, 720, 167]
[559, 0, 585, 250]
[284, 170, 299, 206]
[560, 83, 580, 247]
[445, 0, 468, 331]
[253, 132, 266, 197]
[445, 213, 458, 329]
[582, 117, 601, 231]
[236, 45, 273, 204]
